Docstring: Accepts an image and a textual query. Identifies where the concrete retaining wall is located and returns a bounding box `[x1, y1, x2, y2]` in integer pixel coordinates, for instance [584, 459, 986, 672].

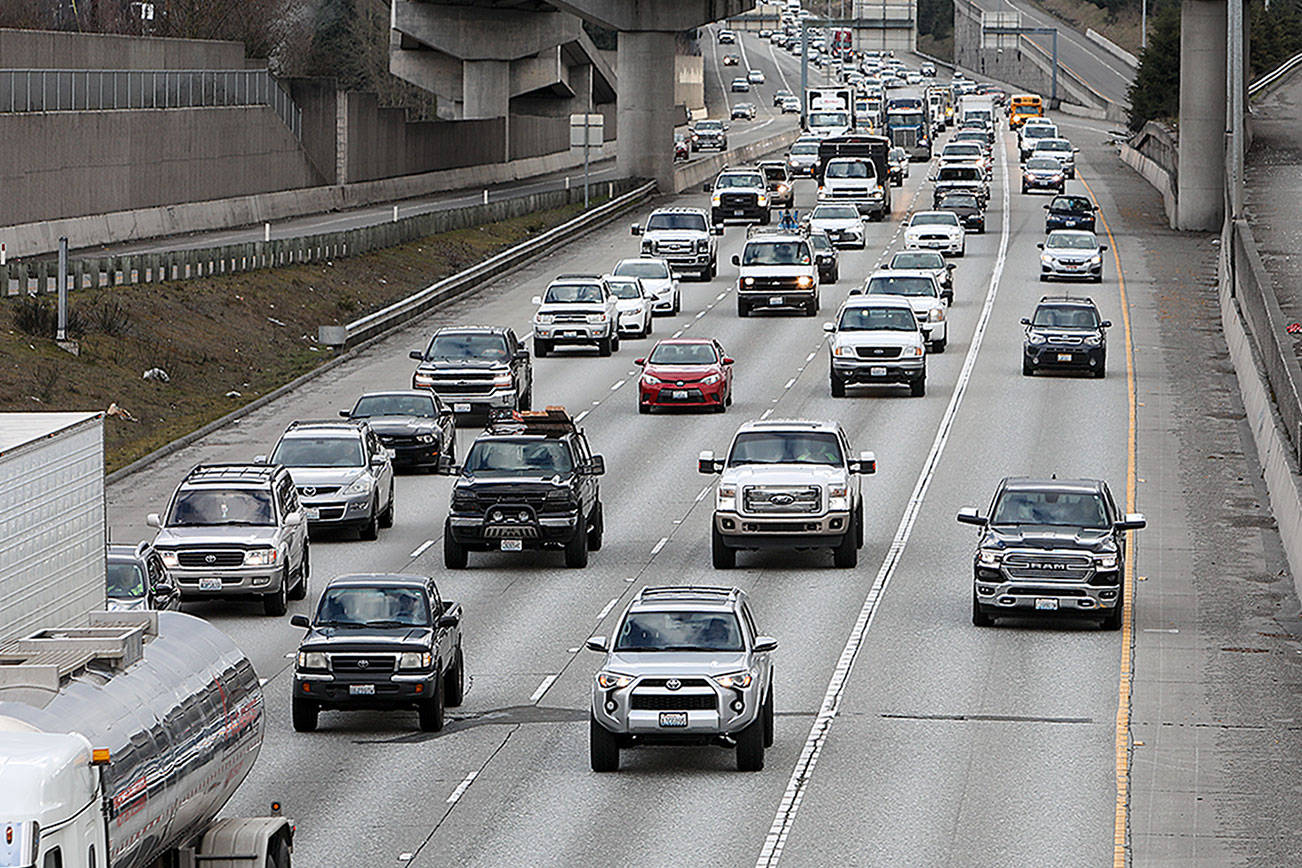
[1119, 142, 1178, 228]
[0, 27, 246, 70]
[1086, 28, 1139, 68]
[0, 105, 322, 229]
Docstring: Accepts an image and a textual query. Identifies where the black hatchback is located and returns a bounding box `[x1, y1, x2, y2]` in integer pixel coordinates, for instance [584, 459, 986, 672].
[1021, 296, 1110, 378]
[1044, 195, 1097, 232]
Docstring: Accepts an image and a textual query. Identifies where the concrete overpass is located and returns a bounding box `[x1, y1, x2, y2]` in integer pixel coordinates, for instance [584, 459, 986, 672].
[391, 0, 752, 191]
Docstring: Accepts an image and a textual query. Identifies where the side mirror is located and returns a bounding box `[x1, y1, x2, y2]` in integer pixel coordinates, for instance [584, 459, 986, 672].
[853, 451, 877, 474]
[438, 613, 460, 628]
[152, 581, 176, 604]
[731, 255, 741, 266]
[702, 183, 713, 193]
[146, 513, 162, 529]
[1020, 317, 1031, 325]
[698, 450, 721, 474]
[753, 636, 779, 654]
[1035, 243, 1044, 250]
[822, 322, 835, 333]
[631, 224, 643, 236]
[589, 455, 606, 476]
[947, 263, 956, 271]
[956, 507, 987, 526]
[290, 614, 311, 629]
[634, 357, 646, 366]
[711, 225, 724, 236]
[338, 409, 351, 418]
[1043, 204, 1051, 210]
[722, 357, 734, 365]
[942, 289, 953, 303]
[1101, 320, 1112, 328]
[1115, 513, 1147, 531]
[531, 295, 543, 306]
[253, 454, 269, 465]
[585, 636, 607, 653]
[409, 350, 424, 360]
[371, 452, 388, 466]
[1100, 244, 1109, 251]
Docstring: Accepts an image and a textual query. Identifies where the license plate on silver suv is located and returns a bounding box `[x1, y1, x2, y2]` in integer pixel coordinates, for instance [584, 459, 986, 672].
[198, 578, 222, 591]
[659, 712, 688, 727]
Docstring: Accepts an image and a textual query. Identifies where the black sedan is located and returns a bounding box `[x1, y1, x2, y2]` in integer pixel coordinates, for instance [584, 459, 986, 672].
[809, 230, 840, 283]
[936, 191, 986, 234]
[341, 390, 456, 472]
[1045, 194, 1097, 232]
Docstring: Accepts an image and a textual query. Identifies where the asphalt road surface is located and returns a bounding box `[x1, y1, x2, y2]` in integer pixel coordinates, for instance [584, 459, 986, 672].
[101, 102, 1302, 866]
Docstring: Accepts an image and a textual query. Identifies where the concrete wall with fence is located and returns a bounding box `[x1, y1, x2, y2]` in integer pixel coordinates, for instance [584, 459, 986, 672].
[0, 27, 246, 70]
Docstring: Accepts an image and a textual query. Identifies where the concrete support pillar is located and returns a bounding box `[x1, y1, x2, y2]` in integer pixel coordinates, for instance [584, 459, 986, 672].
[463, 60, 510, 119]
[1177, 0, 1227, 230]
[616, 30, 676, 192]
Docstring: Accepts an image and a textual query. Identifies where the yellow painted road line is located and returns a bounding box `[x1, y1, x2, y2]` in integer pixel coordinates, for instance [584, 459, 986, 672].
[1080, 176, 1138, 868]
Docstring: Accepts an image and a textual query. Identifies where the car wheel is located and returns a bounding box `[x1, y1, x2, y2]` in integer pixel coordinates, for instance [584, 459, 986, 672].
[534, 340, 550, 358]
[830, 372, 846, 398]
[760, 210, 771, 226]
[832, 526, 858, 568]
[444, 646, 466, 707]
[710, 259, 719, 280]
[829, 265, 839, 283]
[1101, 590, 1123, 630]
[712, 526, 736, 569]
[443, 519, 468, 569]
[360, 501, 380, 541]
[855, 502, 865, 549]
[910, 376, 926, 397]
[737, 299, 750, 317]
[587, 501, 604, 551]
[520, 382, 532, 411]
[638, 401, 651, 414]
[762, 687, 775, 748]
[972, 590, 994, 627]
[644, 315, 653, 336]
[1094, 362, 1107, 379]
[417, 674, 445, 732]
[263, 569, 288, 616]
[379, 484, 395, 528]
[1023, 358, 1035, 376]
[291, 697, 319, 732]
[288, 543, 308, 600]
[590, 714, 620, 772]
[1021, 184, 1028, 194]
[673, 293, 681, 315]
[736, 715, 765, 771]
[597, 337, 613, 357]
[725, 387, 733, 407]
[931, 336, 947, 354]
[611, 333, 621, 353]
[565, 516, 590, 568]
[1038, 274, 1048, 282]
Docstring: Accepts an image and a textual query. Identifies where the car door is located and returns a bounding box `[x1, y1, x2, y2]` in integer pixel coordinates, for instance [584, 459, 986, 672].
[571, 435, 597, 516]
[277, 475, 306, 573]
[506, 330, 530, 396]
[426, 581, 451, 669]
[365, 429, 393, 510]
[714, 340, 732, 393]
[429, 392, 456, 459]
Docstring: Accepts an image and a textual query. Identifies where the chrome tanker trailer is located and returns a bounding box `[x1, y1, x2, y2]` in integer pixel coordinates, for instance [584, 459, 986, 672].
[0, 610, 293, 868]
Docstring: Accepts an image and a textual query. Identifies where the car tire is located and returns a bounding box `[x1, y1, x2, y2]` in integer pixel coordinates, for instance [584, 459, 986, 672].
[760, 210, 771, 226]
[263, 569, 288, 616]
[832, 526, 858, 568]
[737, 299, 750, 318]
[417, 674, 445, 732]
[534, 340, 550, 358]
[645, 315, 653, 336]
[638, 401, 651, 414]
[910, 376, 926, 397]
[1039, 274, 1048, 282]
[1101, 591, 1123, 630]
[379, 485, 395, 528]
[972, 590, 994, 627]
[710, 259, 719, 280]
[931, 336, 947, 354]
[762, 687, 775, 748]
[830, 372, 846, 398]
[288, 543, 308, 600]
[712, 526, 736, 569]
[588, 501, 604, 551]
[565, 516, 590, 568]
[268, 835, 292, 868]
[597, 337, 613, 357]
[590, 714, 620, 772]
[612, 333, 621, 353]
[360, 502, 380, 541]
[736, 715, 765, 771]
[445, 646, 466, 707]
[1094, 363, 1107, 379]
[1021, 184, 1028, 194]
[726, 387, 733, 407]
[443, 519, 468, 569]
[829, 265, 839, 283]
[855, 502, 865, 549]
[673, 293, 681, 315]
[291, 697, 318, 732]
[1023, 358, 1035, 376]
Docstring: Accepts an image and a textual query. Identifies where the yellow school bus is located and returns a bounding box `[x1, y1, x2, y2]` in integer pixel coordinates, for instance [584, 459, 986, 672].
[1009, 94, 1044, 129]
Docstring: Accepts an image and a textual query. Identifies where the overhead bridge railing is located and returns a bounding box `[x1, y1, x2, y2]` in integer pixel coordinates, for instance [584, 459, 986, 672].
[1249, 50, 1302, 98]
[0, 68, 302, 139]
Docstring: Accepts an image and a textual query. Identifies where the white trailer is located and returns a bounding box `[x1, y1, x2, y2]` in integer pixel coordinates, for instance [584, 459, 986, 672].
[0, 412, 106, 643]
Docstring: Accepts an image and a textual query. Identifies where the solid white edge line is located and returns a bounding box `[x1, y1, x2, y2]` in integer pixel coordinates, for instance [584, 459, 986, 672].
[446, 770, 478, 804]
[529, 674, 558, 704]
[409, 539, 434, 559]
[597, 597, 619, 620]
[755, 132, 1014, 868]
[651, 537, 668, 556]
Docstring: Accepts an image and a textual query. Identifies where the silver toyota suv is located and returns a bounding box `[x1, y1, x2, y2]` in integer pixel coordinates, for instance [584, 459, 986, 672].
[585, 586, 778, 772]
[147, 463, 309, 616]
[630, 207, 722, 281]
[532, 274, 620, 357]
[263, 420, 395, 541]
[699, 419, 876, 568]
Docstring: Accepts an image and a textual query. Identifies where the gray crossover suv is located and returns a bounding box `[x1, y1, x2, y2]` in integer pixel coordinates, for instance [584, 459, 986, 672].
[585, 586, 778, 772]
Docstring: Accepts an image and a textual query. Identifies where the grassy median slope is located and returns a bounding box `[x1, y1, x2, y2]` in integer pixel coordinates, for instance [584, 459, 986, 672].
[0, 199, 597, 472]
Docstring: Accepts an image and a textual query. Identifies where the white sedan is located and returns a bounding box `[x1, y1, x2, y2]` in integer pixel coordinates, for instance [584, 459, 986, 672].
[605, 275, 655, 338]
[748, 69, 765, 85]
[612, 257, 680, 315]
[808, 204, 866, 248]
[904, 211, 966, 257]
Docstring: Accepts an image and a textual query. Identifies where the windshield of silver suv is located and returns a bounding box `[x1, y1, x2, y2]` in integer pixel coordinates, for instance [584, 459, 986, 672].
[866, 275, 936, 296]
[462, 437, 573, 476]
[728, 431, 843, 465]
[990, 490, 1109, 528]
[544, 282, 602, 303]
[646, 213, 707, 232]
[167, 488, 274, 526]
[839, 306, 917, 331]
[272, 436, 364, 468]
[422, 332, 509, 361]
[315, 585, 430, 627]
[742, 240, 812, 265]
[614, 610, 744, 651]
[613, 260, 670, 279]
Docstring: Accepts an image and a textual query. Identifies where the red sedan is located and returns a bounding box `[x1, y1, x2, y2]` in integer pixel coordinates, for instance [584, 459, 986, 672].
[636, 339, 734, 413]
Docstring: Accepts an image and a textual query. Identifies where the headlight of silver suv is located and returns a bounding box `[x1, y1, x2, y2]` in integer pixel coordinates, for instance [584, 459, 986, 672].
[597, 672, 634, 689]
[343, 474, 374, 497]
[398, 651, 433, 670]
[714, 670, 755, 689]
[297, 651, 328, 670]
[244, 548, 280, 566]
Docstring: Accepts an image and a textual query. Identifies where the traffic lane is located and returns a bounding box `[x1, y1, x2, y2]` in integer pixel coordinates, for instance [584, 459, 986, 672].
[774, 131, 1133, 864]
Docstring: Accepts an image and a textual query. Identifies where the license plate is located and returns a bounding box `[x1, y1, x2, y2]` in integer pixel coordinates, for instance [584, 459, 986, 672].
[770, 296, 783, 305]
[304, 507, 320, 520]
[198, 578, 222, 592]
[1057, 353, 1073, 362]
[870, 366, 887, 376]
[733, 209, 745, 215]
[349, 684, 376, 696]
[500, 539, 523, 551]
[1035, 598, 1060, 611]
[453, 403, 471, 413]
[561, 330, 580, 338]
[672, 390, 689, 399]
[659, 711, 689, 728]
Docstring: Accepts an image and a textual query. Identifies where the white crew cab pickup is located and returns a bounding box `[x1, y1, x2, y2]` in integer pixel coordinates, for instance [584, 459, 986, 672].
[699, 419, 876, 569]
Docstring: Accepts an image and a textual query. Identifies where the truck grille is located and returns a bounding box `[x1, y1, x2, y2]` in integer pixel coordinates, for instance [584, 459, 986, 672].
[630, 693, 717, 711]
[1002, 552, 1093, 581]
[855, 346, 902, 359]
[331, 654, 396, 673]
[742, 485, 821, 514]
[720, 193, 758, 208]
[654, 240, 696, 254]
[892, 128, 918, 147]
[552, 312, 590, 324]
[297, 485, 340, 497]
[744, 276, 802, 292]
[639, 677, 711, 688]
[177, 550, 245, 567]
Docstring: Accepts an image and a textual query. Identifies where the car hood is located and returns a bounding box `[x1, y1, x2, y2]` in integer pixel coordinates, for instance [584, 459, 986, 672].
[1044, 248, 1100, 261]
[742, 264, 815, 277]
[604, 650, 751, 676]
[416, 358, 507, 371]
[300, 626, 434, 651]
[360, 416, 440, 436]
[616, 298, 648, 313]
[835, 330, 922, 349]
[645, 231, 705, 243]
[643, 364, 721, 382]
[983, 524, 1113, 551]
[537, 303, 605, 315]
[906, 224, 961, 236]
[631, 277, 673, 294]
[285, 466, 367, 487]
[811, 217, 862, 231]
[1025, 167, 1062, 177]
[872, 292, 940, 313]
[153, 525, 281, 548]
[723, 464, 846, 486]
[456, 476, 573, 492]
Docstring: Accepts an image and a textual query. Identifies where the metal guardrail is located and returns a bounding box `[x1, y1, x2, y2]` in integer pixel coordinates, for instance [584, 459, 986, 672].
[1249, 50, 1302, 97]
[327, 180, 657, 349]
[0, 68, 302, 139]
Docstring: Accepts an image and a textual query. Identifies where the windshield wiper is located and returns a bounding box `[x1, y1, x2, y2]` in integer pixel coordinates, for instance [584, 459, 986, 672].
[316, 620, 368, 628]
[363, 619, 425, 628]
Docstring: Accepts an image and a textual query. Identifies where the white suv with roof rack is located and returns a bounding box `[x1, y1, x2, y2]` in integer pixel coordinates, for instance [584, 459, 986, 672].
[532, 274, 621, 356]
[585, 585, 778, 772]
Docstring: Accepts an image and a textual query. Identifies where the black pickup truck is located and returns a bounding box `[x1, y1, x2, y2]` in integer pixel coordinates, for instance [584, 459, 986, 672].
[442, 407, 606, 569]
[290, 573, 464, 732]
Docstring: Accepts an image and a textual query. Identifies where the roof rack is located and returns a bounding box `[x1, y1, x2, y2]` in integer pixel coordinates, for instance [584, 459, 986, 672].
[486, 406, 578, 436]
[554, 273, 602, 281]
[635, 586, 739, 603]
[186, 463, 280, 483]
[746, 224, 807, 239]
[284, 419, 365, 432]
